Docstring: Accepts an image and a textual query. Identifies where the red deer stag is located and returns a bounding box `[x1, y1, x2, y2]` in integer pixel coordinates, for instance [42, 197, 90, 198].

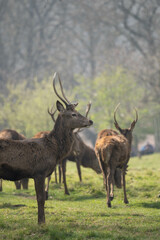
[95, 104, 138, 207]
[48, 102, 101, 195]
[33, 103, 101, 198]
[0, 129, 29, 191]
[0, 72, 93, 224]
[32, 130, 52, 199]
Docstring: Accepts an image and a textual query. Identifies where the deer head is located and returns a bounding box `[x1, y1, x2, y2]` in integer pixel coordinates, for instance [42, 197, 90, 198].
[114, 103, 138, 143]
[52, 73, 93, 130]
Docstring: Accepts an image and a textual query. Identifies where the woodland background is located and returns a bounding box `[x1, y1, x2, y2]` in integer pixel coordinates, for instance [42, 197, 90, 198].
[0, 0, 160, 151]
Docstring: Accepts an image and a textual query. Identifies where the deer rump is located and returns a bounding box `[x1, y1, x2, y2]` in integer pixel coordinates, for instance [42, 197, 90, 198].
[0, 137, 58, 181]
[98, 135, 129, 189]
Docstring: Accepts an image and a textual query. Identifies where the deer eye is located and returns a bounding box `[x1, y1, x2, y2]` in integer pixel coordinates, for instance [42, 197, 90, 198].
[72, 113, 77, 117]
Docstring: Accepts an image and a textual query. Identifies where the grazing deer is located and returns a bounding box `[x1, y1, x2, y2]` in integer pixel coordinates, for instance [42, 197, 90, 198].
[60, 133, 102, 195]
[0, 73, 93, 224]
[0, 129, 29, 191]
[95, 104, 138, 207]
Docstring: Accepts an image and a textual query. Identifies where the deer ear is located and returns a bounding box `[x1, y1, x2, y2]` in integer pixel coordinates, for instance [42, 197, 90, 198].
[56, 101, 65, 112]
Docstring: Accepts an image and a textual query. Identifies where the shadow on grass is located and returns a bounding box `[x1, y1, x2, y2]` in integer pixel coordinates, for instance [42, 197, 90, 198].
[53, 191, 106, 202]
[135, 201, 160, 209]
[0, 202, 26, 209]
[0, 191, 35, 199]
[14, 192, 35, 199]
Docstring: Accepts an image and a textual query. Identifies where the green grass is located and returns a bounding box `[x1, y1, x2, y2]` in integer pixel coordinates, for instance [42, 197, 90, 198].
[1, 153, 160, 240]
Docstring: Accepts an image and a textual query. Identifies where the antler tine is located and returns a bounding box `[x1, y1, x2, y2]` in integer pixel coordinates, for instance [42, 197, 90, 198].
[130, 107, 138, 130]
[114, 103, 121, 125]
[57, 73, 72, 105]
[134, 107, 138, 123]
[85, 101, 92, 118]
[47, 106, 57, 123]
[75, 102, 92, 134]
[53, 72, 68, 107]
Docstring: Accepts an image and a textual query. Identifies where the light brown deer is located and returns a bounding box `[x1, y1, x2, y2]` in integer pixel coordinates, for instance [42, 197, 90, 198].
[0, 73, 93, 224]
[0, 129, 29, 191]
[95, 104, 138, 207]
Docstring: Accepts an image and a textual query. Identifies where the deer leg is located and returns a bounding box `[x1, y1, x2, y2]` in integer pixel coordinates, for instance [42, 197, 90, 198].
[76, 158, 82, 182]
[54, 167, 58, 184]
[0, 179, 2, 191]
[45, 175, 51, 200]
[62, 159, 70, 195]
[106, 167, 112, 207]
[14, 180, 21, 190]
[96, 153, 111, 207]
[58, 164, 62, 183]
[34, 176, 45, 224]
[122, 169, 129, 204]
[96, 152, 106, 187]
[21, 178, 29, 189]
[110, 168, 115, 201]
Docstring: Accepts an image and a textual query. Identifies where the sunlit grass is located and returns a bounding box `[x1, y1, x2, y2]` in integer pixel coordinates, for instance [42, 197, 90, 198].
[0, 153, 160, 239]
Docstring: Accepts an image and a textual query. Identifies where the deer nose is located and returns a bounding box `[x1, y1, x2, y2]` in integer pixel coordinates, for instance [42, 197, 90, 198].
[89, 120, 93, 125]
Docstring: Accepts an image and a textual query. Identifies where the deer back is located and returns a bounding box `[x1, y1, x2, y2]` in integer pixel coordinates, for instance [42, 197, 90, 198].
[0, 129, 26, 140]
[33, 131, 50, 138]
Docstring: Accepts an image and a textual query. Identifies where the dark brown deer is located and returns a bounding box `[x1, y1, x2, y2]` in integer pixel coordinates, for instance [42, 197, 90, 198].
[95, 104, 138, 207]
[33, 103, 101, 197]
[0, 129, 29, 191]
[0, 73, 93, 224]
[53, 102, 101, 195]
[32, 130, 52, 199]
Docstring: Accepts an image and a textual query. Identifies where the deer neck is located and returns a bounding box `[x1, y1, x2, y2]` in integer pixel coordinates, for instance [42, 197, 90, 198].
[125, 135, 132, 154]
[50, 115, 74, 161]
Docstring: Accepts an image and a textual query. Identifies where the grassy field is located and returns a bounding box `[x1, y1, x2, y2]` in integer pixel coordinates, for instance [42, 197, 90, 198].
[0, 153, 160, 240]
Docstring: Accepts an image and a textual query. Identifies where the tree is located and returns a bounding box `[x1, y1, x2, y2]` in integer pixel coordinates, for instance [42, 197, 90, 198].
[0, 77, 57, 137]
[73, 66, 150, 147]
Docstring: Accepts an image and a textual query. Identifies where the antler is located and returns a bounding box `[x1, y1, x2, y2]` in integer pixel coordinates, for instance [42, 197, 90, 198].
[134, 108, 138, 123]
[130, 107, 138, 130]
[114, 103, 138, 131]
[114, 103, 122, 131]
[85, 101, 92, 118]
[57, 73, 72, 105]
[53, 72, 68, 107]
[53, 72, 78, 108]
[75, 102, 92, 133]
[48, 106, 57, 123]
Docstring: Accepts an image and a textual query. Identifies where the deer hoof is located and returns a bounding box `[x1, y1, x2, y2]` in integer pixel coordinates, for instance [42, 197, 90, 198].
[65, 191, 70, 195]
[107, 202, 111, 208]
[124, 200, 129, 204]
[110, 196, 114, 201]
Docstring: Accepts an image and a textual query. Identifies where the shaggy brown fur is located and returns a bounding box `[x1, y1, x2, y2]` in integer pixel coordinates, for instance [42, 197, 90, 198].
[95, 110, 137, 208]
[0, 129, 29, 191]
[96, 129, 119, 140]
[0, 101, 93, 224]
[33, 131, 101, 196]
[96, 129, 122, 189]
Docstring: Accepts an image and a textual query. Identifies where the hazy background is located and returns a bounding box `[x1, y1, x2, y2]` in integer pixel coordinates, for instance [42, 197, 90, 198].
[0, 0, 160, 152]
